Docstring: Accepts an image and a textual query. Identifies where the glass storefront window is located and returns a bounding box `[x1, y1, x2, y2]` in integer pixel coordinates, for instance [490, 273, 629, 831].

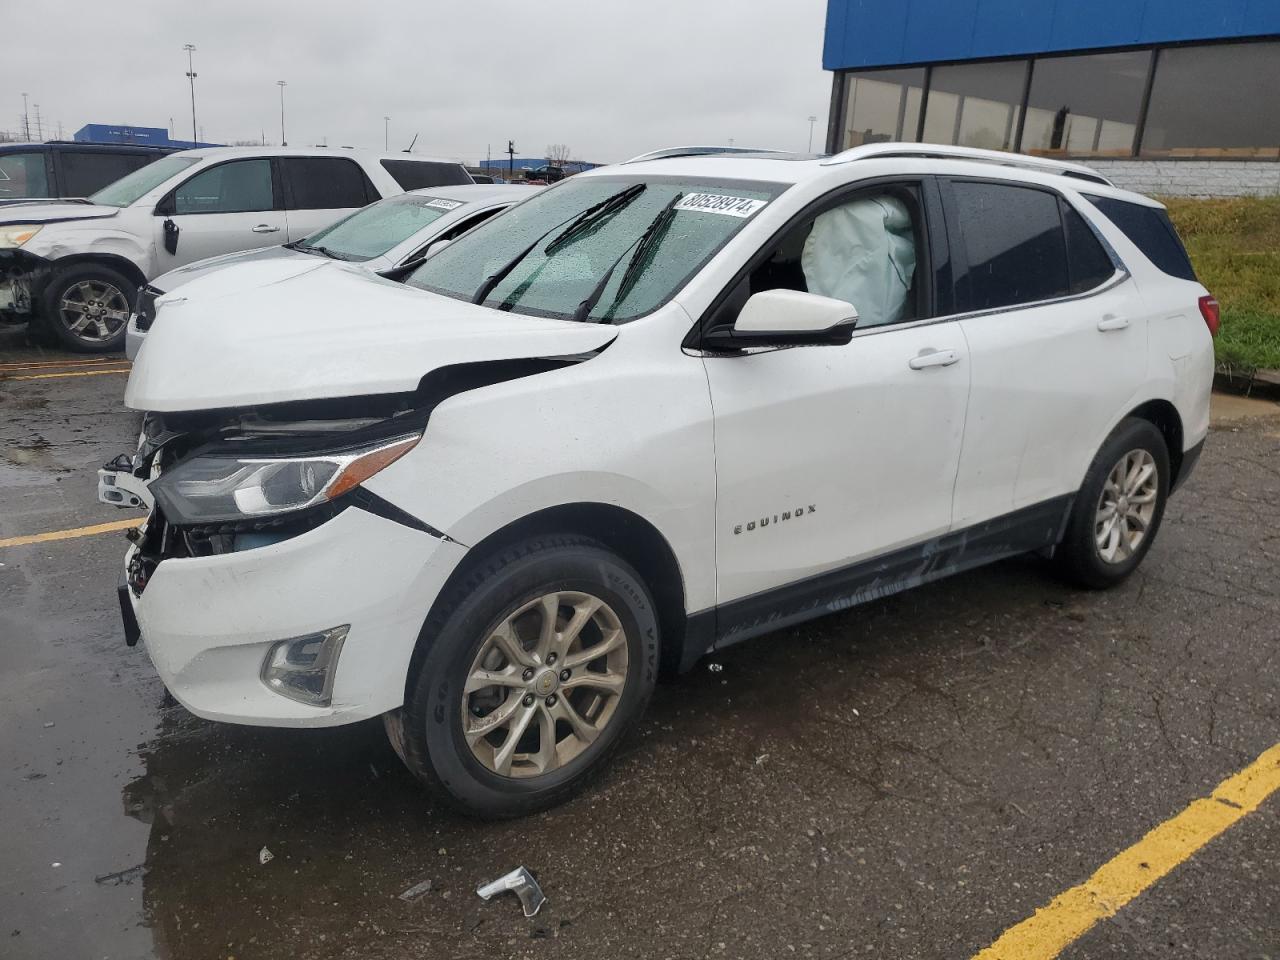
[922, 60, 1027, 151]
[1141, 41, 1280, 156]
[1021, 50, 1151, 157]
[839, 68, 926, 149]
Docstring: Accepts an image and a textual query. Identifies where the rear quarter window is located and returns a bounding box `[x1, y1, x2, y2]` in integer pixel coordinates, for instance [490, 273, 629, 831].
[60, 151, 151, 198]
[1084, 196, 1197, 282]
[380, 159, 472, 190]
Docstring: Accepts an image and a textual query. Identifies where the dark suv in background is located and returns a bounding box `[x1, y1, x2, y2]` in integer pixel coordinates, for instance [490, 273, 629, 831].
[0, 142, 179, 206]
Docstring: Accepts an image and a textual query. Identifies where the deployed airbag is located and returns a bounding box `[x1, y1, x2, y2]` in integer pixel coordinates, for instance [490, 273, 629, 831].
[801, 196, 916, 328]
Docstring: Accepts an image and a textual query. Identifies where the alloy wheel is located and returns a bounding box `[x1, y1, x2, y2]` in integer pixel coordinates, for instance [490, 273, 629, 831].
[1094, 448, 1159, 564]
[461, 591, 629, 779]
[58, 280, 130, 344]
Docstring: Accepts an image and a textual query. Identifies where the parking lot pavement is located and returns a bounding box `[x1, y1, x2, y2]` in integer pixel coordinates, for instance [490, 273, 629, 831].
[2, 326, 1278, 960]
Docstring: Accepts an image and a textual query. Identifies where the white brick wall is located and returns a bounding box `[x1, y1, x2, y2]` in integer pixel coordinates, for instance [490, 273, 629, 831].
[1086, 159, 1280, 198]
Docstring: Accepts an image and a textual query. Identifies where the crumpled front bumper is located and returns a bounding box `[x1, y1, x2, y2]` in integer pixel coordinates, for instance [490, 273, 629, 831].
[125, 505, 467, 727]
[0, 249, 48, 318]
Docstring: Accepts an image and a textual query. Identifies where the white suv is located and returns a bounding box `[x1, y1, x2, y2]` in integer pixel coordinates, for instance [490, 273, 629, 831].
[107, 144, 1216, 818]
[0, 147, 470, 352]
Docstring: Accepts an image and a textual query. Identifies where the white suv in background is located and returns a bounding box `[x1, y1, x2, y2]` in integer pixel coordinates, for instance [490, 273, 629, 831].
[0, 147, 471, 351]
[107, 144, 1215, 818]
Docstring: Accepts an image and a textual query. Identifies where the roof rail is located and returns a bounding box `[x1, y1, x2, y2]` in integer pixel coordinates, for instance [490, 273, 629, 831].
[623, 145, 786, 164]
[820, 142, 1113, 186]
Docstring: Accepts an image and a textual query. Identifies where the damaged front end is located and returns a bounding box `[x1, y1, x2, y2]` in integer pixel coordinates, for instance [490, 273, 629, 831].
[107, 356, 579, 604]
[108, 391, 437, 605]
[0, 249, 49, 321]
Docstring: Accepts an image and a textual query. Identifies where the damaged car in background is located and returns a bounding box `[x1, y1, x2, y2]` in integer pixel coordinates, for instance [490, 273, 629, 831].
[125, 183, 538, 360]
[101, 144, 1214, 818]
[0, 146, 471, 352]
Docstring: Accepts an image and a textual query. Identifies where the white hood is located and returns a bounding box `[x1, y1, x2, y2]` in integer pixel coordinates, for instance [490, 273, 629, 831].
[125, 260, 618, 413]
[0, 201, 120, 225]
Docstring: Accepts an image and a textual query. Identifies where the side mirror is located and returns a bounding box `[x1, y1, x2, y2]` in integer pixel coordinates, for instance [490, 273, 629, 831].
[724, 289, 858, 347]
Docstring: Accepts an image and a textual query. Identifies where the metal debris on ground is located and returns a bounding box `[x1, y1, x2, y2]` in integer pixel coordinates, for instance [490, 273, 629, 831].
[258, 847, 274, 865]
[707, 663, 724, 674]
[398, 879, 433, 902]
[476, 866, 546, 918]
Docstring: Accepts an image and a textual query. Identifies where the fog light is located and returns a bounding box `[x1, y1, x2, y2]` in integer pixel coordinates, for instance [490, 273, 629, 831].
[260, 625, 349, 707]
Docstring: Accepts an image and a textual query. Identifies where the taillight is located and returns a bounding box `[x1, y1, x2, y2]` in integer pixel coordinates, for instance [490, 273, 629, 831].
[1198, 295, 1220, 337]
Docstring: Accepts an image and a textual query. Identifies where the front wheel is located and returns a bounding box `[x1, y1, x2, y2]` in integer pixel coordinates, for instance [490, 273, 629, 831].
[388, 536, 659, 818]
[1055, 417, 1170, 589]
[39, 264, 136, 353]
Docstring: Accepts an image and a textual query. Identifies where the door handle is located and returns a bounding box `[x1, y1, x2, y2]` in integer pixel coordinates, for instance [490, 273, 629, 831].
[1097, 314, 1130, 332]
[252, 224, 280, 234]
[908, 349, 960, 370]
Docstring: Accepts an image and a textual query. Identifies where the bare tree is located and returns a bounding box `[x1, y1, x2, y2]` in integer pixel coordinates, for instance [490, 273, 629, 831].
[545, 143, 572, 168]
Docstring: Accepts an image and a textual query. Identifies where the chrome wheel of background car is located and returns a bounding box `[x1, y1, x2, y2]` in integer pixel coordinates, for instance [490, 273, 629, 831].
[461, 590, 629, 779]
[58, 280, 130, 344]
[1094, 448, 1159, 564]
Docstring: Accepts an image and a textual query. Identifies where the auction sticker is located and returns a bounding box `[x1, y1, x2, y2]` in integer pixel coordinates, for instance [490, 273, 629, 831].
[423, 198, 464, 211]
[674, 193, 768, 218]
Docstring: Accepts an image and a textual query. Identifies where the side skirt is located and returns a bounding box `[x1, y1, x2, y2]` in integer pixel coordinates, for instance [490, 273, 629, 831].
[684, 494, 1073, 663]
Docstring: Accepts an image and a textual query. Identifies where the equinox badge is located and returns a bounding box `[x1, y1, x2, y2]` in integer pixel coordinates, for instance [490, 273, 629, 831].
[734, 505, 816, 535]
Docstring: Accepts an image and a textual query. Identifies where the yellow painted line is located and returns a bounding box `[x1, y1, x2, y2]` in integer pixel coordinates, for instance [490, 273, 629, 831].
[3, 367, 131, 382]
[0, 357, 127, 370]
[0, 517, 142, 549]
[972, 741, 1280, 960]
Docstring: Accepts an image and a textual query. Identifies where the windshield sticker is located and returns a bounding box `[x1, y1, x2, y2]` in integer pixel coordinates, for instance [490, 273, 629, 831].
[423, 198, 463, 211]
[674, 193, 768, 218]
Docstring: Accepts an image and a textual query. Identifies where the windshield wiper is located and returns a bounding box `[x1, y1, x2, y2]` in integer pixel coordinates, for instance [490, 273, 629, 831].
[544, 183, 646, 255]
[303, 244, 353, 261]
[571, 192, 683, 323]
[470, 183, 647, 306]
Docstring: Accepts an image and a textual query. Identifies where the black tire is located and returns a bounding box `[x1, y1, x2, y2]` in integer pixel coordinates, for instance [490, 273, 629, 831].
[387, 535, 659, 818]
[38, 263, 136, 353]
[1056, 417, 1170, 589]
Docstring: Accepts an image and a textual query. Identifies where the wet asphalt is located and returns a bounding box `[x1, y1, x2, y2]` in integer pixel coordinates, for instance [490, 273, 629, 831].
[1, 327, 1277, 960]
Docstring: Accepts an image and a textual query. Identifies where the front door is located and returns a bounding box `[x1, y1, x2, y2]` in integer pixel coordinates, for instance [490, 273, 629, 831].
[703, 183, 970, 627]
[152, 158, 285, 272]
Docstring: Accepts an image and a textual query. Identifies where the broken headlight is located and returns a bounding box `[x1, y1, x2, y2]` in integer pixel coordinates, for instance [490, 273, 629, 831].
[150, 432, 421, 525]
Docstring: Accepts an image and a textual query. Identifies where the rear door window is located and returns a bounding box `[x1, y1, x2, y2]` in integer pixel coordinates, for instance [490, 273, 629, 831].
[60, 152, 150, 198]
[949, 181, 1070, 312]
[1084, 195, 1197, 282]
[380, 159, 472, 190]
[0, 151, 50, 199]
[281, 156, 376, 210]
[1061, 202, 1117, 294]
[173, 159, 275, 214]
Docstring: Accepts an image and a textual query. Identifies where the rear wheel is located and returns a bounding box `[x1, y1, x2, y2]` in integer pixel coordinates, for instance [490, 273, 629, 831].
[1056, 417, 1170, 589]
[387, 536, 659, 818]
[39, 264, 136, 353]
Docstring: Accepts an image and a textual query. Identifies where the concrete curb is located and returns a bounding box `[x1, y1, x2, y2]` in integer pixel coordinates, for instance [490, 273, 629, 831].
[1214, 368, 1280, 402]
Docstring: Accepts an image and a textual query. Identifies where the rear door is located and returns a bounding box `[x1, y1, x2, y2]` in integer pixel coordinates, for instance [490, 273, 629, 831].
[152, 158, 285, 271]
[944, 178, 1146, 527]
[279, 156, 379, 241]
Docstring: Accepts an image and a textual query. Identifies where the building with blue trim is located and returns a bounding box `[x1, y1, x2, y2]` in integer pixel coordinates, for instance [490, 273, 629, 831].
[74, 124, 221, 150]
[823, 0, 1280, 195]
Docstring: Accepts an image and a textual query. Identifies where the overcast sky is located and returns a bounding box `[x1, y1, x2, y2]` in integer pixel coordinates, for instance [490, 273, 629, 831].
[4, 0, 833, 163]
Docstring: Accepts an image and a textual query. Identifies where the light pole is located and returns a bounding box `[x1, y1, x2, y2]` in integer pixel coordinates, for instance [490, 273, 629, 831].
[277, 80, 287, 146]
[183, 44, 198, 145]
[807, 115, 818, 152]
[384, 116, 390, 151]
[21, 92, 29, 140]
